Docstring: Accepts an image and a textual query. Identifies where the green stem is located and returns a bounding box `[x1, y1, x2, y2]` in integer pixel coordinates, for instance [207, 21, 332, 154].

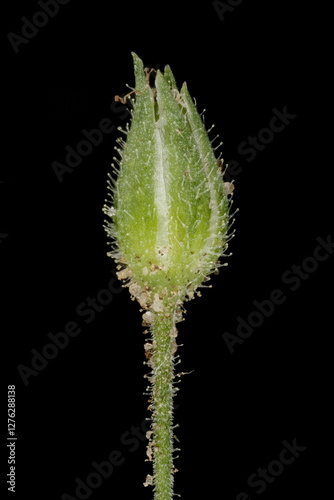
[146, 300, 179, 500]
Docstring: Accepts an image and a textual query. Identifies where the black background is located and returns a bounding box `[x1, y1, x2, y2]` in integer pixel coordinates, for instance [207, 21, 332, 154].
[1, 1, 331, 499]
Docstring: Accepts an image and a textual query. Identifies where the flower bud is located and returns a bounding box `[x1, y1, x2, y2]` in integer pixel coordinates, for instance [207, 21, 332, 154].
[104, 53, 232, 302]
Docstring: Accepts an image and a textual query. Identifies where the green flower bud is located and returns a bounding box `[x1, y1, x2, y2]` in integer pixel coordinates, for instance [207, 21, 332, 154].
[104, 52, 233, 304]
[103, 53, 235, 499]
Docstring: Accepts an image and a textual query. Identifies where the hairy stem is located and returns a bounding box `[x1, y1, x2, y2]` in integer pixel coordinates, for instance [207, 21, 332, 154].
[146, 300, 179, 500]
